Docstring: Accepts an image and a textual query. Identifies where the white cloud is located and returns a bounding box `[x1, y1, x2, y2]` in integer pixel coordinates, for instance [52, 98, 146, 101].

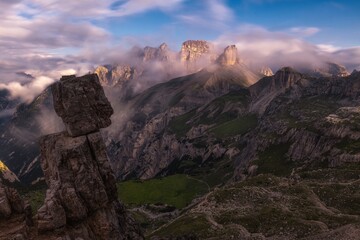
[0, 0, 359, 106]
[110, 0, 184, 17]
[290, 27, 320, 37]
[0, 76, 54, 103]
[214, 25, 360, 71]
[317, 44, 340, 53]
[208, 0, 234, 22]
[177, 0, 234, 29]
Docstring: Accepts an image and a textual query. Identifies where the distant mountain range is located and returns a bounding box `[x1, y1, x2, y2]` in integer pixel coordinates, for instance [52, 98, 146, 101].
[0, 40, 356, 185]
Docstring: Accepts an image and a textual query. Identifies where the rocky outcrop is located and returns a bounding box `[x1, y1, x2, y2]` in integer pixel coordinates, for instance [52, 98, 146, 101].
[180, 40, 216, 72]
[95, 65, 138, 88]
[37, 74, 143, 239]
[0, 161, 19, 183]
[52, 74, 114, 137]
[94, 66, 109, 85]
[250, 67, 303, 98]
[180, 40, 212, 63]
[259, 66, 274, 76]
[216, 45, 238, 66]
[311, 62, 350, 78]
[0, 181, 32, 240]
[249, 67, 304, 113]
[143, 43, 173, 62]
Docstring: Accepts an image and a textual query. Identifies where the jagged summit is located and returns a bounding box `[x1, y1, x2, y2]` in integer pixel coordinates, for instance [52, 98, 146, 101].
[143, 42, 172, 62]
[101, 65, 137, 87]
[310, 62, 350, 77]
[249, 67, 304, 113]
[216, 45, 238, 66]
[274, 66, 303, 83]
[159, 42, 167, 50]
[180, 40, 211, 59]
[180, 40, 213, 62]
[259, 66, 274, 76]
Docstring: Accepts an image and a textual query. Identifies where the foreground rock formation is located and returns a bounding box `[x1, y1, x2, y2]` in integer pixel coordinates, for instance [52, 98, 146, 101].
[37, 74, 143, 239]
[52, 74, 114, 137]
[0, 180, 32, 240]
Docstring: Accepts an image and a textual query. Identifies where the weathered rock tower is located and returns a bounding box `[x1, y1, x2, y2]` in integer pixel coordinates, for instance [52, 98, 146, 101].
[37, 74, 143, 239]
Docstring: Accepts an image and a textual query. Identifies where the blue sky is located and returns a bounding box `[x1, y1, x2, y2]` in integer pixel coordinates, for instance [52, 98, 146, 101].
[99, 0, 360, 48]
[0, 0, 360, 101]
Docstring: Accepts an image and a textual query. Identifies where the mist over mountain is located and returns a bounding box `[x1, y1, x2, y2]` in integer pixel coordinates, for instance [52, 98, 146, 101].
[0, 41, 355, 187]
[1, 1, 360, 239]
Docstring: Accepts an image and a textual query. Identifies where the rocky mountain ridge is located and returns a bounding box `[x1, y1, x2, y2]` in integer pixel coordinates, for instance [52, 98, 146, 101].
[0, 41, 356, 185]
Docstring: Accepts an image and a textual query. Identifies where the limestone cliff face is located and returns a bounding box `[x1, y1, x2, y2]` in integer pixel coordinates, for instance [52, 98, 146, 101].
[143, 43, 174, 62]
[249, 67, 304, 113]
[37, 74, 143, 240]
[311, 62, 350, 78]
[107, 66, 261, 180]
[216, 45, 238, 66]
[234, 70, 360, 180]
[107, 65, 360, 184]
[95, 65, 138, 88]
[259, 66, 274, 76]
[180, 40, 216, 72]
[180, 40, 212, 62]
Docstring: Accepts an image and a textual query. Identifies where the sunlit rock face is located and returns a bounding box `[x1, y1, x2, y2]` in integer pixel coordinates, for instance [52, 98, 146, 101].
[143, 43, 172, 62]
[0, 161, 19, 183]
[217, 45, 238, 66]
[311, 62, 350, 77]
[180, 40, 212, 63]
[180, 40, 217, 72]
[95, 65, 138, 88]
[259, 66, 274, 76]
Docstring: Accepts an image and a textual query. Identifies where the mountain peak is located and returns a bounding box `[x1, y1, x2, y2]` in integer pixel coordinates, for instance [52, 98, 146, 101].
[216, 45, 238, 66]
[276, 66, 299, 74]
[273, 67, 303, 87]
[249, 66, 304, 113]
[143, 42, 171, 62]
[260, 66, 274, 76]
[310, 62, 350, 78]
[159, 42, 168, 50]
[180, 40, 212, 62]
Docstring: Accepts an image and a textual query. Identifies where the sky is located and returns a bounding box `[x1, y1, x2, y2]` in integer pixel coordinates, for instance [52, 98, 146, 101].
[0, 0, 360, 102]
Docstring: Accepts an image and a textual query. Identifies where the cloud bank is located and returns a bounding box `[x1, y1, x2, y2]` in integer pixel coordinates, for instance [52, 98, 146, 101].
[0, 0, 359, 106]
[214, 25, 360, 71]
[0, 76, 54, 103]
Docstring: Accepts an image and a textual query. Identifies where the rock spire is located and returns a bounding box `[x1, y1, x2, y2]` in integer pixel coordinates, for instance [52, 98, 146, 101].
[37, 74, 143, 239]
